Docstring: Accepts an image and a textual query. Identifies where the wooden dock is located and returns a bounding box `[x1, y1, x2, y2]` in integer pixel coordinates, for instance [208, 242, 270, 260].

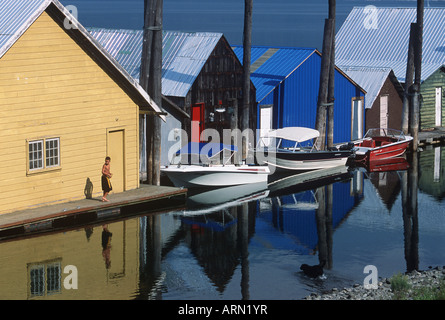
[0, 184, 187, 240]
[418, 128, 445, 146]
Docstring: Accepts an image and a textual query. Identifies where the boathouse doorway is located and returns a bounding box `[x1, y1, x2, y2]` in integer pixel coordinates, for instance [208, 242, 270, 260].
[107, 129, 125, 193]
[191, 103, 205, 142]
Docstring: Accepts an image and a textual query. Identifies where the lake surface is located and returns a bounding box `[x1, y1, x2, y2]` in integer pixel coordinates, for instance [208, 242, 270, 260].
[0, 144, 444, 300]
[60, 0, 445, 50]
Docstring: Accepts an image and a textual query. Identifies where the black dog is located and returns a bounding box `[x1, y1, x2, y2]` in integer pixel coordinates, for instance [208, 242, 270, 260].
[300, 261, 326, 278]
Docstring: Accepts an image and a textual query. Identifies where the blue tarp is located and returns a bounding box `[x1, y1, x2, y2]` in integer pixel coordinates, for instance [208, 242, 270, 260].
[175, 142, 238, 158]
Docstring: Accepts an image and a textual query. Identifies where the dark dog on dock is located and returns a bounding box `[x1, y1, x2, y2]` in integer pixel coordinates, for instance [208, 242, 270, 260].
[300, 260, 326, 278]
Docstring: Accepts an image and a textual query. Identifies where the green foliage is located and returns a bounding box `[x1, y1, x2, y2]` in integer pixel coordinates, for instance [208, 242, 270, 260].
[390, 272, 445, 300]
[412, 279, 445, 300]
[390, 273, 411, 293]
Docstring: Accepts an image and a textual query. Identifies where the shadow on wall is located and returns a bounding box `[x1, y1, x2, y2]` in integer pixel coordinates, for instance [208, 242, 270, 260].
[84, 178, 94, 199]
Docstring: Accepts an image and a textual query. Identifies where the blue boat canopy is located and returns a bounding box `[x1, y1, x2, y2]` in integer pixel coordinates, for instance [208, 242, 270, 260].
[175, 142, 238, 158]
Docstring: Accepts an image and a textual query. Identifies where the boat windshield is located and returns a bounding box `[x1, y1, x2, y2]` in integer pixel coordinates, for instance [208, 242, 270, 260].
[363, 128, 405, 141]
[257, 127, 320, 152]
[173, 142, 238, 165]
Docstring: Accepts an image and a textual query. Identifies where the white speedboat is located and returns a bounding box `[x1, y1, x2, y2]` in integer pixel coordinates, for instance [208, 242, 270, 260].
[161, 142, 270, 188]
[255, 127, 353, 172]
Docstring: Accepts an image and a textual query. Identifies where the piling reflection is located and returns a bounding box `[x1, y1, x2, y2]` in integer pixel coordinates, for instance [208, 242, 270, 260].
[402, 151, 419, 272]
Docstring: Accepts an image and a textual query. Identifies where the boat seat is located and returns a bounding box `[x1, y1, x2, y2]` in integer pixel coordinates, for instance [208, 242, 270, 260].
[361, 138, 375, 148]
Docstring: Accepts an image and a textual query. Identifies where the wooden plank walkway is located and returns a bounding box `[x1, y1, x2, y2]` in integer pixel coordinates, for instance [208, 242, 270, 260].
[418, 128, 445, 146]
[0, 184, 187, 238]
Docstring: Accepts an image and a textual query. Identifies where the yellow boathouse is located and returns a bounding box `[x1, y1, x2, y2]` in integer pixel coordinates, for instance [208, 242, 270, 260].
[0, 0, 164, 215]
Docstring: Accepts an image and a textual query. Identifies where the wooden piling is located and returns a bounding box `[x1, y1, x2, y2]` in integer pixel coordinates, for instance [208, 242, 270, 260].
[141, 0, 163, 185]
[315, 18, 334, 150]
[151, 0, 163, 186]
[411, 1, 424, 152]
[141, 0, 155, 184]
[327, 0, 336, 149]
[402, 23, 416, 135]
[242, 0, 253, 161]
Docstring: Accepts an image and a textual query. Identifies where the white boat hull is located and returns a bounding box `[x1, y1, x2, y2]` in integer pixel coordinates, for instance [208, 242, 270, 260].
[161, 165, 270, 188]
[266, 156, 348, 171]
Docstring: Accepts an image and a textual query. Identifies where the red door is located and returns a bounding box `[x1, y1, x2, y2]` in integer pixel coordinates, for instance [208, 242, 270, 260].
[191, 103, 205, 142]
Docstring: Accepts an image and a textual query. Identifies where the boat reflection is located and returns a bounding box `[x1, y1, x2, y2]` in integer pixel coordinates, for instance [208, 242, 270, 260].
[350, 156, 410, 173]
[184, 182, 269, 210]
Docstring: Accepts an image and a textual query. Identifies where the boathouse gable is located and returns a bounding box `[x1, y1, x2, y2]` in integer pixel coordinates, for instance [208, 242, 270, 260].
[0, 1, 161, 215]
[420, 66, 445, 130]
[232, 46, 366, 144]
[340, 67, 404, 132]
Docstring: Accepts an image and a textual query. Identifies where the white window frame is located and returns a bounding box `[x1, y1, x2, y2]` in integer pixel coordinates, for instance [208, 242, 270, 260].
[27, 137, 61, 174]
[28, 140, 44, 171]
[45, 138, 60, 168]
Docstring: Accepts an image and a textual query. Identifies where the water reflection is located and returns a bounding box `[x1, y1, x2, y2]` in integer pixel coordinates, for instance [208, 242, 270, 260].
[1, 146, 445, 299]
[419, 145, 445, 199]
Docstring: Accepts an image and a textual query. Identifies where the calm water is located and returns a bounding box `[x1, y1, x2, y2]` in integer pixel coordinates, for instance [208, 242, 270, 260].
[1, 145, 444, 300]
[60, 0, 445, 49]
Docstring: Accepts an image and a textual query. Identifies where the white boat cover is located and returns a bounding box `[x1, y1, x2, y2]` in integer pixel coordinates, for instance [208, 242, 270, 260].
[263, 127, 320, 142]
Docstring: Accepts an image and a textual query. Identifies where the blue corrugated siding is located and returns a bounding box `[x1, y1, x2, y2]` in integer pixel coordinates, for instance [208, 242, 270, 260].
[258, 52, 365, 144]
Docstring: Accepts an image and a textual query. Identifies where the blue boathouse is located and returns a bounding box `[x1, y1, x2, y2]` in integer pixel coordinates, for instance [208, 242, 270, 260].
[232, 46, 366, 144]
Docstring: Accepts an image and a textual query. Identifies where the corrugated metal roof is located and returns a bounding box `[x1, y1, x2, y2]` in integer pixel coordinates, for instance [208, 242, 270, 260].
[0, 0, 51, 59]
[88, 28, 223, 97]
[340, 66, 392, 109]
[336, 7, 445, 82]
[0, 0, 165, 118]
[232, 46, 317, 103]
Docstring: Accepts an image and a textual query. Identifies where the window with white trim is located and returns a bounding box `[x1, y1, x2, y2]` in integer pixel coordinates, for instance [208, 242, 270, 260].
[29, 140, 44, 170]
[28, 137, 60, 172]
[45, 138, 60, 168]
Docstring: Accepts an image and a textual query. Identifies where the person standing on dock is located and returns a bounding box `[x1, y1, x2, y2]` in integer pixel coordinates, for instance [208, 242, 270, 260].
[101, 156, 113, 202]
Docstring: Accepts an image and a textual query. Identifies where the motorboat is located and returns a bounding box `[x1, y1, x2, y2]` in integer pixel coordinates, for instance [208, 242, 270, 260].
[348, 128, 413, 164]
[161, 142, 270, 188]
[255, 127, 353, 172]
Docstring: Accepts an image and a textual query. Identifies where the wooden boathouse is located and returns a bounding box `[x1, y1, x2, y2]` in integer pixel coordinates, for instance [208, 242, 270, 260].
[89, 28, 256, 165]
[0, 0, 186, 216]
[339, 67, 405, 132]
[336, 7, 445, 143]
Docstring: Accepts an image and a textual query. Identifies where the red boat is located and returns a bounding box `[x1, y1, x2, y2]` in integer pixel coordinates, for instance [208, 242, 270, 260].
[349, 128, 413, 164]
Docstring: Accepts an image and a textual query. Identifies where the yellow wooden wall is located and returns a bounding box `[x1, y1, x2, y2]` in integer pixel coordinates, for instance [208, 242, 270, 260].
[0, 11, 140, 214]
